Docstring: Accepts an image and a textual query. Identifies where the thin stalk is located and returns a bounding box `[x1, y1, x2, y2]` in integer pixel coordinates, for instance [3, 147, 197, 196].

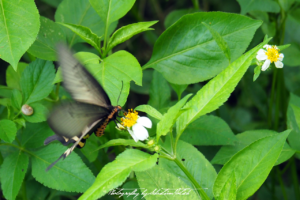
[280, 158, 293, 175]
[22, 181, 27, 200]
[268, 69, 278, 129]
[174, 158, 210, 200]
[169, 128, 174, 155]
[291, 157, 300, 199]
[271, 168, 276, 200]
[276, 167, 288, 200]
[274, 70, 282, 130]
[191, 0, 200, 10]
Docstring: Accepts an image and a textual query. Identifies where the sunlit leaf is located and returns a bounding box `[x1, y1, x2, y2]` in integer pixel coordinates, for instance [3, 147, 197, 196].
[20, 59, 55, 104]
[143, 12, 262, 84]
[180, 115, 237, 146]
[0, 151, 29, 200]
[79, 149, 157, 200]
[176, 39, 271, 138]
[31, 144, 95, 192]
[0, 0, 40, 70]
[28, 16, 66, 61]
[213, 130, 290, 200]
[0, 120, 17, 143]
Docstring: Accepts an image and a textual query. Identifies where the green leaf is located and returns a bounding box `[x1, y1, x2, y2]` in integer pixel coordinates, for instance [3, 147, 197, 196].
[26, 180, 50, 200]
[79, 149, 158, 200]
[211, 130, 295, 166]
[58, 23, 102, 53]
[279, 0, 295, 11]
[213, 130, 290, 200]
[285, 8, 300, 45]
[253, 65, 261, 81]
[237, 0, 280, 14]
[40, 0, 62, 7]
[22, 103, 48, 123]
[31, 144, 95, 193]
[287, 95, 300, 155]
[11, 89, 22, 110]
[6, 63, 27, 90]
[148, 71, 171, 111]
[20, 59, 55, 104]
[80, 134, 100, 162]
[160, 140, 217, 199]
[14, 118, 26, 128]
[78, 51, 142, 106]
[136, 165, 199, 200]
[180, 115, 237, 146]
[21, 122, 54, 148]
[170, 83, 188, 100]
[277, 44, 290, 51]
[89, 0, 135, 27]
[93, 139, 148, 153]
[157, 94, 192, 141]
[122, 181, 142, 200]
[202, 22, 231, 62]
[0, 151, 29, 200]
[164, 8, 200, 29]
[53, 67, 62, 84]
[55, 0, 117, 47]
[143, 12, 262, 84]
[281, 43, 300, 67]
[176, 39, 271, 138]
[107, 21, 158, 52]
[28, 16, 66, 61]
[0, 0, 40, 70]
[218, 173, 237, 200]
[0, 120, 17, 143]
[135, 105, 163, 120]
[130, 69, 153, 95]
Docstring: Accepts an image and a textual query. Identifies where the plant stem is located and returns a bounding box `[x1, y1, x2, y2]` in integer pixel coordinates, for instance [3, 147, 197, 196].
[291, 157, 300, 199]
[191, 0, 200, 10]
[169, 128, 174, 155]
[174, 158, 210, 200]
[268, 69, 278, 129]
[22, 181, 27, 200]
[276, 167, 288, 200]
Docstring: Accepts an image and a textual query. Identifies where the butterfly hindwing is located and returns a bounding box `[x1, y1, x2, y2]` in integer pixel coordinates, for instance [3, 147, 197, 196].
[46, 119, 103, 171]
[57, 45, 111, 108]
[47, 102, 110, 139]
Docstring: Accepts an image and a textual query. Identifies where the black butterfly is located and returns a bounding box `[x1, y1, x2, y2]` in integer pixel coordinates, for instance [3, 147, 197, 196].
[44, 45, 122, 171]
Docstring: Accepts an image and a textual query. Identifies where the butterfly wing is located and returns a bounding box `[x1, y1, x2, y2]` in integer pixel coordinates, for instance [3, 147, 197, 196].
[57, 45, 111, 108]
[47, 102, 110, 139]
[46, 118, 103, 171]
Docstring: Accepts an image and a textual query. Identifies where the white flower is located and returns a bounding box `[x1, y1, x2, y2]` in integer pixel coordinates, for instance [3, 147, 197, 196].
[121, 109, 152, 142]
[256, 44, 284, 71]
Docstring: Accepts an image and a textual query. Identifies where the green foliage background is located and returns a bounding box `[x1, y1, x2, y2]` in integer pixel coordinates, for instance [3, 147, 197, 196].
[0, 0, 300, 200]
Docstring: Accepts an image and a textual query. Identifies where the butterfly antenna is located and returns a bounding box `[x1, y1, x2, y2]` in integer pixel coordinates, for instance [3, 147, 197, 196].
[116, 81, 123, 105]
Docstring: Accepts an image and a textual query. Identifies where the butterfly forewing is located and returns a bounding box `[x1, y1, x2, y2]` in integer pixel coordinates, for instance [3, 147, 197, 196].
[47, 102, 110, 139]
[45, 45, 121, 171]
[57, 45, 111, 108]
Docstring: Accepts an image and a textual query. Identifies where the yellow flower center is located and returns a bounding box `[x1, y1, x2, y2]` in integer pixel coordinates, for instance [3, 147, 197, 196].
[121, 109, 138, 128]
[265, 46, 280, 63]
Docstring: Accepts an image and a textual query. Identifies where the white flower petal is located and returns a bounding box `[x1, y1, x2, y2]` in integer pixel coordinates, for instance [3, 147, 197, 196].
[275, 61, 284, 68]
[264, 44, 271, 49]
[132, 124, 149, 141]
[262, 59, 271, 71]
[137, 116, 152, 128]
[256, 49, 267, 61]
[128, 128, 138, 142]
[279, 53, 284, 61]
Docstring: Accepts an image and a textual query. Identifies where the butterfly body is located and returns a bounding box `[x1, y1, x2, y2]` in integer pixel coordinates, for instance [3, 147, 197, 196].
[44, 45, 122, 171]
